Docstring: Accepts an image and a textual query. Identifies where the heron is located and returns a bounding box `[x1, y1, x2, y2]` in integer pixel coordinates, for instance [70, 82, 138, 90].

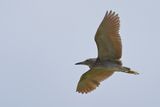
[75, 10, 139, 94]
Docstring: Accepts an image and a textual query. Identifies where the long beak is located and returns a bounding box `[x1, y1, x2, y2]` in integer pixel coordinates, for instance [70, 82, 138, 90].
[75, 62, 84, 65]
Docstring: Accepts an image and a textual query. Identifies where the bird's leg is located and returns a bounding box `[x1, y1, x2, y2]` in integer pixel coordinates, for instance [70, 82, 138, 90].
[120, 67, 139, 75]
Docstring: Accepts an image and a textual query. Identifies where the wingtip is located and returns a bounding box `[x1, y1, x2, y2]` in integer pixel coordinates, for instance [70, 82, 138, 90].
[76, 89, 88, 94]
[76, 90, 92, 94]
[76, 86, 97, 94]
[105, 10, 118, 16]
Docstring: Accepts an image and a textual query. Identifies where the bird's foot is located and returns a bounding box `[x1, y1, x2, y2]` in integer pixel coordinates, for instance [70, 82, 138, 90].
[120, 67, 139, 75]
[124, 70, 139, 75]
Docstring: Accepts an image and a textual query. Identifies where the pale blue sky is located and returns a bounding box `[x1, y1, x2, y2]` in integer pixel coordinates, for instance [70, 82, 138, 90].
[0, 0, 160, 107]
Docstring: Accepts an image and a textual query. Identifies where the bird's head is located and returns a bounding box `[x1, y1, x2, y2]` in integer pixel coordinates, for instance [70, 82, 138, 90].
[75, 58, 96, 68]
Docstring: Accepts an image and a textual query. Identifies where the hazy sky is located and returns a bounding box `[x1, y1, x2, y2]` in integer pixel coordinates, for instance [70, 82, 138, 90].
[0, 0, 160, 107]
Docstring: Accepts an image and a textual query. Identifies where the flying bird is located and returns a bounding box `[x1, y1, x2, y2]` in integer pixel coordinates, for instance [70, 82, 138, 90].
[75, 10, 139, 94]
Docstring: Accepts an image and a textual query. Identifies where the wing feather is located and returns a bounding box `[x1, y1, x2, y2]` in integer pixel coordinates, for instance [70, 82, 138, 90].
[76, 69, 114, 94]
[95, 10, 122, 61]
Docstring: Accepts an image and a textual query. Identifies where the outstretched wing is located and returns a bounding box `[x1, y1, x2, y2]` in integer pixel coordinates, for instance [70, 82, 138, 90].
[95, 10, 122, 61]
[76, 69, 114, 94]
